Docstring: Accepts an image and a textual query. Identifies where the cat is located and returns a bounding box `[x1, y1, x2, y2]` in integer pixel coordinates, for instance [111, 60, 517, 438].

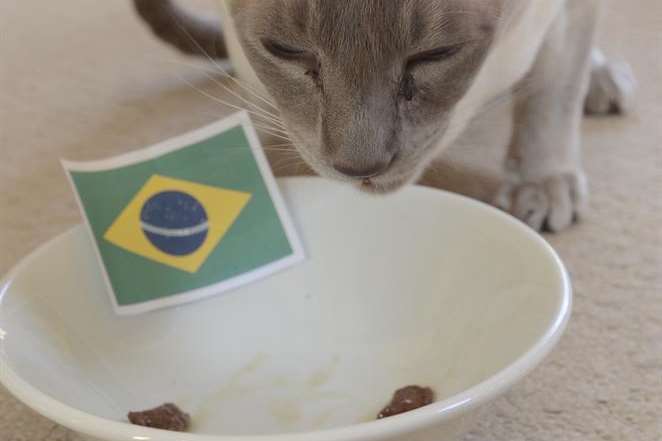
[134, 0, 635, 232]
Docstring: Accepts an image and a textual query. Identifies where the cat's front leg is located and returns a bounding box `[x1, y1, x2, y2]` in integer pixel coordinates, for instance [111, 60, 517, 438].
[495, 1, 598, 232]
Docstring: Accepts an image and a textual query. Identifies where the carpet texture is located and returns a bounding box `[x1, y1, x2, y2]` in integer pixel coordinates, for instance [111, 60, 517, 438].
[1, 1, 660, 440]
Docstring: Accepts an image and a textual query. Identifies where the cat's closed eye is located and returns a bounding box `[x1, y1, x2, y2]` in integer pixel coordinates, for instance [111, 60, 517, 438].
[261, 39, 321, 86]
[262, 39, 308, 60]
[399, 45, 464, 101]
[406, 44, 464, 69]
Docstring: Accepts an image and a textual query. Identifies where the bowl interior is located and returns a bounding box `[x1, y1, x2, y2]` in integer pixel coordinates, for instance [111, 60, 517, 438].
[0, 178, 567, 436]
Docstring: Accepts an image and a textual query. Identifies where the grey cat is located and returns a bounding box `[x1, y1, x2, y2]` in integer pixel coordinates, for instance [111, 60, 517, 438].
[135, 0, 635, 232]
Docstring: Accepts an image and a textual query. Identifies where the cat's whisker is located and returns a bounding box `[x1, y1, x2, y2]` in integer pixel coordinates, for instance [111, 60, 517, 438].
[258, 132, 293, 143]
[176, 74, 291, 136]
[269, 157, 304, 168]
[247, 116, 291, 136]
[160, 58, 286, 128]
[263, 141, 295, 146]
[168, 15, 280, 113]
[251, 124, 293, 142]
[249, 113, 288, 132]
[167, 105, 293, 148]
[269, 149, 304, 157]
[264, 142, 295, 147]
[263, 147, 298, 152]
[211, 65, 281, 114]
[273, 157, 307, 166]
[263, 146, 298, 152]
[250, 120, 290, 136]
[201, 72, 284, 125]
[271, 157, 309, 174]
[192, 107, 286, 131]
[202, 59, 280, 113]
[175, 143, 296, 153]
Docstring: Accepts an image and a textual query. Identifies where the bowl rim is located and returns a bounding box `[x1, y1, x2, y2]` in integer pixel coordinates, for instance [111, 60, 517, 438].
[0, 176, 572, 441]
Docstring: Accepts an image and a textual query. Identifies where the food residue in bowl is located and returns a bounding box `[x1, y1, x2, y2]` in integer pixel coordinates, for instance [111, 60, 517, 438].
[128, 403, 191, 432]
[125, 384, 434, 432]
[377, 386, 436, 419]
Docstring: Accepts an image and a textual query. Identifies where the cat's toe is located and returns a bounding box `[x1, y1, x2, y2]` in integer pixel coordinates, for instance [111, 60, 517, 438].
[494, 172, 587, 233]
[585, 59, 636, 115]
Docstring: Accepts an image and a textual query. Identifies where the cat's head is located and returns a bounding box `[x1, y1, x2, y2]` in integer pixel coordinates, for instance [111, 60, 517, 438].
[230, 0, 500, 192]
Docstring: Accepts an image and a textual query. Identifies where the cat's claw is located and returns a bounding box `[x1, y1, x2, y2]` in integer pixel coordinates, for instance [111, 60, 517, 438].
[494, 171, 588, 233]
[584, 59, 636, 115]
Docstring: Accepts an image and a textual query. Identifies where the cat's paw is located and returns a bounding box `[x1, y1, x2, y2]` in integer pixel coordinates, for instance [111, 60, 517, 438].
[585, 59, 636, 115]
[494, 171, 588, 232]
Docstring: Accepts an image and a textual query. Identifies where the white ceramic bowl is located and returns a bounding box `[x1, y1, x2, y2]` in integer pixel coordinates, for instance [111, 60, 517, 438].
[0, 177, 571, 441]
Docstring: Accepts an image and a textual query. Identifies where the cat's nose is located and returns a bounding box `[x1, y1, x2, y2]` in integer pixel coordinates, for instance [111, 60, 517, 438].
[333, 161, 390, 179]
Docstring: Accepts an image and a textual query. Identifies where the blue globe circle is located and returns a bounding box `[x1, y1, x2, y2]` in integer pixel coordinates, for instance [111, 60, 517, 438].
[140, 191, 209, 256]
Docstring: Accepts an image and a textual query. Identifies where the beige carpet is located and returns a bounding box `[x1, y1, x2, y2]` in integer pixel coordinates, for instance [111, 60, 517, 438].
[1, 1, 660, 440]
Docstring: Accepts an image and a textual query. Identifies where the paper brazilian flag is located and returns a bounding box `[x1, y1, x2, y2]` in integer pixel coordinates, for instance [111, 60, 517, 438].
[63, 112, 304, 315]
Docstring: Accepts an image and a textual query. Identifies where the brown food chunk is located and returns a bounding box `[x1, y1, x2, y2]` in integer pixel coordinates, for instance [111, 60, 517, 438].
[377, 386, 435, 419]
[128, 403, 191, 432]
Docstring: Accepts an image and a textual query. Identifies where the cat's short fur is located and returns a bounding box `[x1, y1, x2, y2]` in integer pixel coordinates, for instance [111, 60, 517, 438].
[135, 0, 635, 232]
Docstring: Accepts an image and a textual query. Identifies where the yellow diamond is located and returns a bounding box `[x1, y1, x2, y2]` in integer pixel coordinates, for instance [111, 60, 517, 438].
[104, 175, 251, 273]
